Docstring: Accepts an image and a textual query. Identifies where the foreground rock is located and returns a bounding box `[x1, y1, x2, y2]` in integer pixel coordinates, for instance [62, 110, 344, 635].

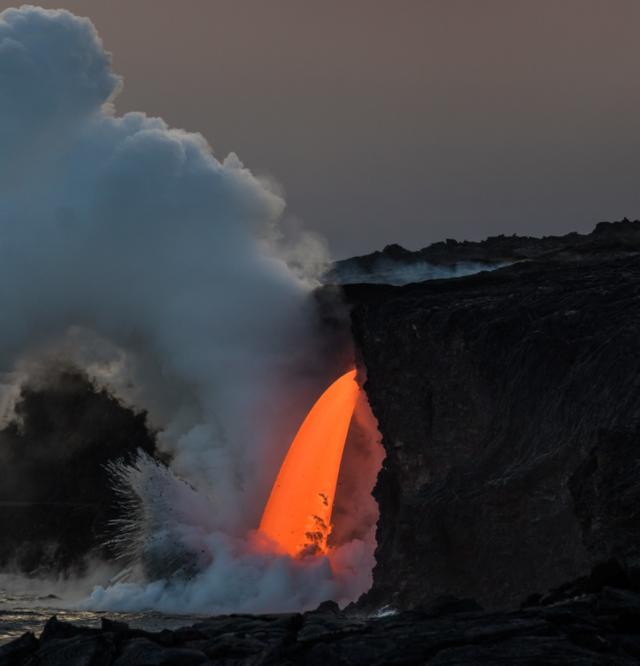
[345, 226, 640, 610]
[3, 564, 640, 665]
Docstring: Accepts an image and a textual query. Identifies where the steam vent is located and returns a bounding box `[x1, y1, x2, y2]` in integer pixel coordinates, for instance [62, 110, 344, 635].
[3, 2, 640, 664]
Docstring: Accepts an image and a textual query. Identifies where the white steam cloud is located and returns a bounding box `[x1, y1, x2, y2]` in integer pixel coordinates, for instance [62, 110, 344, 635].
[0, 6, 376, 612]
[333, 259, 509, 286]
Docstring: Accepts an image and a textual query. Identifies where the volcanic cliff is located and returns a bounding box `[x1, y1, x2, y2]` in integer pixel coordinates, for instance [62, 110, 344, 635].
[344, 219, 640, 610]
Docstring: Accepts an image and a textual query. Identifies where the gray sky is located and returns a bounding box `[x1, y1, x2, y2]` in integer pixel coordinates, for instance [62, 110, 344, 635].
[3, 1, 640, 258]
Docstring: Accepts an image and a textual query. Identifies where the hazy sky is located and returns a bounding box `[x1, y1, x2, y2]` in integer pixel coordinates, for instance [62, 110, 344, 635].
[3, 1, 639, 258]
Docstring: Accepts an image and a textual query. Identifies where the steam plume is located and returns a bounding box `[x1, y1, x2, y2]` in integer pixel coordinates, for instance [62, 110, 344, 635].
[0, 5, 379, 612]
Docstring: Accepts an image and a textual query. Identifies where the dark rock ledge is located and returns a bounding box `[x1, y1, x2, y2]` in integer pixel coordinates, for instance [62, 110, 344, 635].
[3, 562, 640, 665]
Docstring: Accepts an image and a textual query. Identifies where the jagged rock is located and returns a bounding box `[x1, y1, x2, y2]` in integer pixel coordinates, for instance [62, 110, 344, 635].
[40, 617, 101, 644]
[311, 600, 341, 614]
[0, 632, 38, 666]
[26, 633, 116, 666]
[99, 620, 130, 635]
[4, 571, 640, 664]
[97, 619, 177, 649]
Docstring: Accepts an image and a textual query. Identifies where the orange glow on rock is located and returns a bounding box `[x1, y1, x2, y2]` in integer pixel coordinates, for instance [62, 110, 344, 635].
[259, 369, 359, 557]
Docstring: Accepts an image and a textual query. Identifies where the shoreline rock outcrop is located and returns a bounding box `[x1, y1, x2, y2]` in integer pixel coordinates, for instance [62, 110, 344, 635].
[3, 561, 640, 665]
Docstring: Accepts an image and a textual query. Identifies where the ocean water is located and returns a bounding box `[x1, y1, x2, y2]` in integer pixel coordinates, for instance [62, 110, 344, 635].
[0, 588, 203, 645]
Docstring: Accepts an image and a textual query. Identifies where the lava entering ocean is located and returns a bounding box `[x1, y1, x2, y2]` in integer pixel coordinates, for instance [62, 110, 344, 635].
[259, 369, 359, 557]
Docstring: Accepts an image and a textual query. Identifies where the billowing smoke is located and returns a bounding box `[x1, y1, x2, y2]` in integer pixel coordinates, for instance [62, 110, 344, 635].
[0, 6, 378, 612]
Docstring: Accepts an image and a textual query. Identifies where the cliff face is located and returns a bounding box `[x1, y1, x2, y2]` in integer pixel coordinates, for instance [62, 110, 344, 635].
[346, 251, 640, 610]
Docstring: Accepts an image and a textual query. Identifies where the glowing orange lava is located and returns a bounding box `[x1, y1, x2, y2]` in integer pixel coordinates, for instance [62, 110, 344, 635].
[259, 369, 359, 557]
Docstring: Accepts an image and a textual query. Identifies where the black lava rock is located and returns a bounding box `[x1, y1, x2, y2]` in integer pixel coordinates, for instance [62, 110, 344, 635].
[345, 243, 640, 610]
[4, 569, 640, 665]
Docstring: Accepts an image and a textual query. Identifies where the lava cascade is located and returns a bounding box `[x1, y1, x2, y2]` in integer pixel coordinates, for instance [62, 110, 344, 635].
[259, 369, 359, 556]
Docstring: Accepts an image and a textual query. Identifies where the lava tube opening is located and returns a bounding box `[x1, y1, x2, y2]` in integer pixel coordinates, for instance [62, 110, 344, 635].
[259, 369, 359, 557]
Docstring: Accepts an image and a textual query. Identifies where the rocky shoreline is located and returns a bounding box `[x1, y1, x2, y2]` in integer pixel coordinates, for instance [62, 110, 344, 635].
[2, 562, 640, 665]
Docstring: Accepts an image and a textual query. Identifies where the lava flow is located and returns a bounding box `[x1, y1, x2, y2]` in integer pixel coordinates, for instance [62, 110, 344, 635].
[259, 369, 359, 557]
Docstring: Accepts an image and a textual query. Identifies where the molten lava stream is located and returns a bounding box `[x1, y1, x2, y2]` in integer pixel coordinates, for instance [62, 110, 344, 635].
[259, 369, 359, 557]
